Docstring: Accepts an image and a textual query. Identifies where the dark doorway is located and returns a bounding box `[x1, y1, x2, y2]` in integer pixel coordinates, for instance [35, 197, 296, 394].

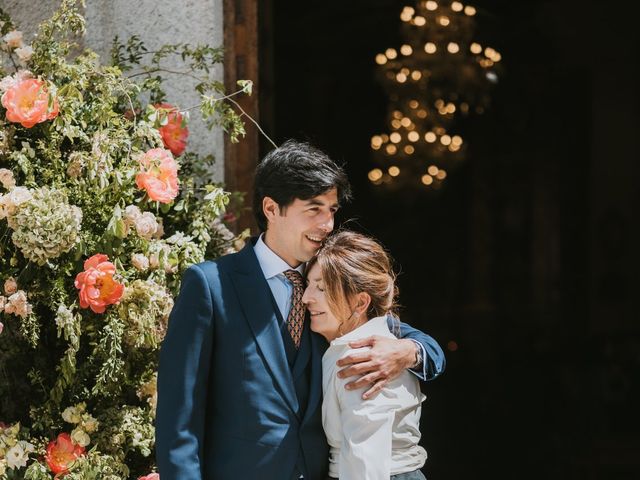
[259, 1, 640, 478]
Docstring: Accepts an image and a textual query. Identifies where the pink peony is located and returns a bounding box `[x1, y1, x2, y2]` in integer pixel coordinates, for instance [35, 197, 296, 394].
[135, 148, 179, 204]
[154, 103, 189, 156]
[138, 474, 160, 480]
[74, 254, 125, 314]
[1, 78, 59, 128]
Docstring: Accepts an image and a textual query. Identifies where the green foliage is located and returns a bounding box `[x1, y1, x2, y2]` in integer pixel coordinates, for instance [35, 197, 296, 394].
[0, 1, 251, 477]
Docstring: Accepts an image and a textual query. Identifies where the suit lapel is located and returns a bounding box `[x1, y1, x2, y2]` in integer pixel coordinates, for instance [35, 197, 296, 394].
[228, 242, 299, 415]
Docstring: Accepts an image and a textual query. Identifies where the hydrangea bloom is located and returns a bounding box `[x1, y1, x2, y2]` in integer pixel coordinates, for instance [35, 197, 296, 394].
[5, 187, 82, 265]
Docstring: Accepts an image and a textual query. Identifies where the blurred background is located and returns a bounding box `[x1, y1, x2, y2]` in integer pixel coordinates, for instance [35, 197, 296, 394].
[255, 0, 640, 478]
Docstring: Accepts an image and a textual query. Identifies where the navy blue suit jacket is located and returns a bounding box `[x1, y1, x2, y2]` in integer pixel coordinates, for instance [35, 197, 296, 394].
[156, 241, 445, 480]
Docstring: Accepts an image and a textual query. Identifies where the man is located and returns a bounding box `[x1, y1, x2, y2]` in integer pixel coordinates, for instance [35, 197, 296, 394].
[156, 140, 445, 480]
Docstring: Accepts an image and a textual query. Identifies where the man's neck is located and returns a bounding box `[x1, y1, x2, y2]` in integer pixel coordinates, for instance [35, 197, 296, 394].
[262, 231, 302, 269]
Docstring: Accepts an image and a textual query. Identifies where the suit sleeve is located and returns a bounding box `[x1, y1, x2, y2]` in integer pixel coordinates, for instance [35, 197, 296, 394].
[156, 264, 214, 480]
[389, 316, 446, 382]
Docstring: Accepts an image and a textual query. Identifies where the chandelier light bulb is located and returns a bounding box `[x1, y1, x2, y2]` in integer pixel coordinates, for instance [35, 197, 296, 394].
[428, 165, 439, 176]
[424, 42, 437, 54]
[417, 109, 428, 118]
[386, 144, 398, 155]
[438, 16, 450, 26]
[375, 54, 388, 65]
[464, 5, 476, 16]
[368, 168, 384, 182]
[401, 117, 412, 127]
[390, 132, 402, 143]
[452, 135, 463, 146]
[440, 134, 452, 146]
[396, 72, 408, 83]
[386, 48, 398, 59]
[470, 42, 482, 54]
[409, 100, 419, 109]
[451, 1, 463, 12]
[404, 145, 415, 154]
[425, 132, 437, 143]
[411, 70, 422, 80]
[436, 170, 447, 180]
[408, 131, 420, 142]
[421, 174, 434, 185]
[447, 42, 460, 53]
[401, 44, 413, 56]
[389, 166, 401, 177]
[414, 16, 426, 26]
[425, 1, 438, 11]
[371, 135, 384, 148]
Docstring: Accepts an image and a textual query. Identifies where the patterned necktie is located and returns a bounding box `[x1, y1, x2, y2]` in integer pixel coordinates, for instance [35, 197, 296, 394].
[283, 269, 305, 349]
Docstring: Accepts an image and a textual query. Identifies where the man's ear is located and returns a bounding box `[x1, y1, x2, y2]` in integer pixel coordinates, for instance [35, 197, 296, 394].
[263, 196, 280, 223]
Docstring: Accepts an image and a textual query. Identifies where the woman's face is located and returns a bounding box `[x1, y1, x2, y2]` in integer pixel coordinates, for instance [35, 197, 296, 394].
[302, 262, 342, 342]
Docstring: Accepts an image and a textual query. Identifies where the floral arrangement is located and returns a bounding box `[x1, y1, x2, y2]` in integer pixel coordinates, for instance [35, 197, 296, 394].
[0, 1, 251, 478]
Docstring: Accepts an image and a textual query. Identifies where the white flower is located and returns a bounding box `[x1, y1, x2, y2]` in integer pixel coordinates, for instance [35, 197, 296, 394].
[81, 414, 99, 433]
[61, 403, 85, 424]
[0, 168, 15, 190]
[131, 253, 149, 271]
[3, 277, 17, 295]
[124, 205, 142, 224]
[135, 212, 159, 240]
[5, 441, 34, 469]
[15, 45, 34, 64]
[0, 295, 7, 311]
[4, 290, 32, 318]
[0, 186, 32, 218]
[0, 70, 32, 94]
[55, 304, 73, 330]
[3, 30, 23, 49]
[70, 427, 90, 447]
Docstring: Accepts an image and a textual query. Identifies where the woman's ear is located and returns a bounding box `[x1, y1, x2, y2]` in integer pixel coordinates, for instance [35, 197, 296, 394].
[353, 292, 371, 317]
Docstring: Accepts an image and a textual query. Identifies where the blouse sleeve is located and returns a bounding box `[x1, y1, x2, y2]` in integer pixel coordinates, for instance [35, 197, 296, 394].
[335, 363, 397, 480]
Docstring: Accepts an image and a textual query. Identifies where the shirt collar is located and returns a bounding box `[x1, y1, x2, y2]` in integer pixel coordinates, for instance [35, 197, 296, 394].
[330, 315, 390, 346]
[254, 234, 305, 280]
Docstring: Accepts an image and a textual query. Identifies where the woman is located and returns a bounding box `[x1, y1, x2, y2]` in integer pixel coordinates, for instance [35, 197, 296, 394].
[302, 230, 428, 480]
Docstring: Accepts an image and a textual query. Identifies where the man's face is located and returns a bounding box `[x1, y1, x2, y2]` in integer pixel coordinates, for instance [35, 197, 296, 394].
[263, 188, 339, 267]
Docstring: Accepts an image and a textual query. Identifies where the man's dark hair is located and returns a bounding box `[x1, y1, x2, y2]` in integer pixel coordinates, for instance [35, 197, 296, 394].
[253, 140, 352, 232]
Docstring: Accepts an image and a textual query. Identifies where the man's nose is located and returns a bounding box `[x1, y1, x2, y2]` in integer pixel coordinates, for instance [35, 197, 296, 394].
[318, 212, 334, 232]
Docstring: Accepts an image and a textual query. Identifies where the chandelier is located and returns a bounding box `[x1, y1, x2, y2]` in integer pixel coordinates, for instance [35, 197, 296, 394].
[369, 0, 502, 190]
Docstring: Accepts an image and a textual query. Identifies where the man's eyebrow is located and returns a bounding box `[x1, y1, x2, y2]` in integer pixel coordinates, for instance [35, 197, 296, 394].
[304, 198, 340, 208]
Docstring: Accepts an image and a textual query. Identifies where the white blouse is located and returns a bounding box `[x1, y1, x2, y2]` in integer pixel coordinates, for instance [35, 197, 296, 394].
[322, 316, 428, 480]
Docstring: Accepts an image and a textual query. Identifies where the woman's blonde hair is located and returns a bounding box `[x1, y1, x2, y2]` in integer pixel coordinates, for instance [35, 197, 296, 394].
[307, 230, 398, 333]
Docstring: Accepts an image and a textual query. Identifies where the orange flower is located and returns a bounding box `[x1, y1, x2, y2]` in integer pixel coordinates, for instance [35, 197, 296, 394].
[135, 148, 179, 204]
[1, 78, 59, 128]
[74, 254, 125, 314]
[154, 103, 189, 156]
[45, 433, 85, 475]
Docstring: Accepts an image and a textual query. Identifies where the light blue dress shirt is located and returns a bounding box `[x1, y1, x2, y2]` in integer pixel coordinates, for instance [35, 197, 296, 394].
[253, 234, 305, 321]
